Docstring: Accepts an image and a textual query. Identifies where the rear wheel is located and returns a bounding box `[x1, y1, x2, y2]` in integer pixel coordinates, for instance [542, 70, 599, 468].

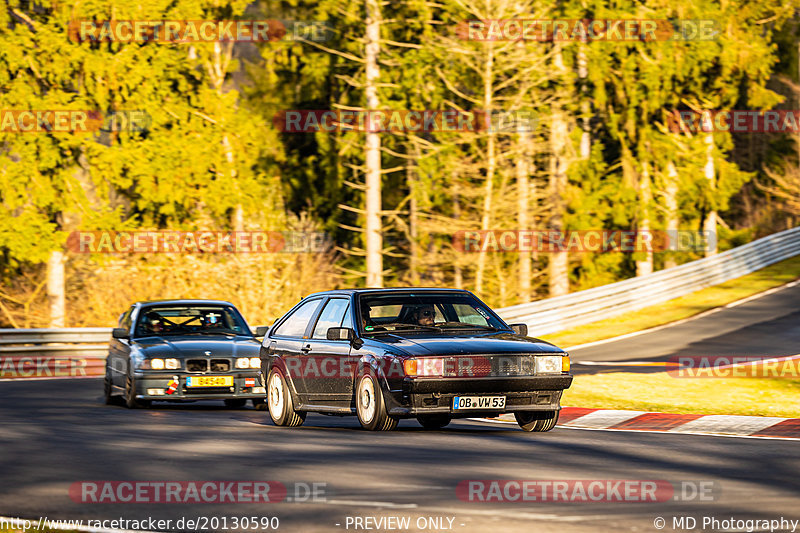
[125, 373, 151, 409]
[417, 414, 451, 429]
[267, 368, 305, 427]
[515, 410, 559, 432]
[224, 399, 247, 409]
[356, 374, 398, 431]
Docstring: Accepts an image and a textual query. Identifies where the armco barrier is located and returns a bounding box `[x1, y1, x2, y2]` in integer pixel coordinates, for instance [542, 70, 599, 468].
[496, 226, 800, 336]
[0, 328, 110, 378]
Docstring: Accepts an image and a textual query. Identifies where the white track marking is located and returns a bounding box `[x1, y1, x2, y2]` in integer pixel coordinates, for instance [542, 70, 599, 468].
[0, 516, 157, 533]
[325, 499, 418, 509]
[475, 418, 800, 441]
[559, 409, 647, 428]
[667, 415, 788, 436]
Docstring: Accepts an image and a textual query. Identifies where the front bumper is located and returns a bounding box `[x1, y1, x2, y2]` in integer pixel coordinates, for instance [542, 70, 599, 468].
[132, 371, 264, 401]
[386, 374, 572, 417]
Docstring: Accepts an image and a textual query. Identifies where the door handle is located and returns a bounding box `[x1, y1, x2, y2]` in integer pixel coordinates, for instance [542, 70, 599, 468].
[301, 344, 312, 354]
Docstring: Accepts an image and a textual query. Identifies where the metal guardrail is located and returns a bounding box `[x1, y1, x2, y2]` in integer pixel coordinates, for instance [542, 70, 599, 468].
[1, 226, 799, 377]
[497, 226, 800, 336]
[0, 328, 111, 377]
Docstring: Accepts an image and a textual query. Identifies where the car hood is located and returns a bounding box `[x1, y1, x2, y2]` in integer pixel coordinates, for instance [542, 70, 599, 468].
[365, 332, 565, 357]
[132, 335, 261, 358]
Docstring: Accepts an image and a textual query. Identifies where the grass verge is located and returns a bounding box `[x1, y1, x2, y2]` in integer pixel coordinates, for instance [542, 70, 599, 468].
[542, 255, 800, 348]
[562, 371, 800, 418]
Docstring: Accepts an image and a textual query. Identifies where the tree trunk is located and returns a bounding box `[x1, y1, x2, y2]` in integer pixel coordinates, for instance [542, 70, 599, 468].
[635, 160, 653, 276]
[664, 161, 680, 269]
[453, 179, 463, 289]
[548, 45, 570, 297]
[516, 125, 532, 302]
[475, 45, 496, 296]
[364, 0, 383, 287]
[47, 250, 66, 327]
[703, 133, 718, 256]
[408, 159, 419, 285]
[578, 42, 591, 161]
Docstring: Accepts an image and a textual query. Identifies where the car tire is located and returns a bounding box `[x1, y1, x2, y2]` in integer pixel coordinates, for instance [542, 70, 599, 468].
[267, 368, 305, 427]
[416, 415, 451, 429]
[103, 367, 118, 405]
[252, 398, 267, 411]
[125, 373, 151, 409]
[355, 374, 398, 431]
[515, 410, 559, 432]
[224, 399, 247, 409]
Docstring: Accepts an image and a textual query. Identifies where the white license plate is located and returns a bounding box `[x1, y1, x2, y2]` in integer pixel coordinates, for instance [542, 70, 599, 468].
[452, 396, 506, 410]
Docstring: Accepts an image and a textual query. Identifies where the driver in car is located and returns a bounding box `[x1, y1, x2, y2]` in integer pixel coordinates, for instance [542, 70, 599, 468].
[411, 304, 436, 326]
[145, 313, 166, 334]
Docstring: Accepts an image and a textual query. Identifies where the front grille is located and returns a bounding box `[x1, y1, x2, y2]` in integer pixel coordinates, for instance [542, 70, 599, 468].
[186, 359, 208, 372]
[210, 359, 230, 372]
[440, 355, 536, 377]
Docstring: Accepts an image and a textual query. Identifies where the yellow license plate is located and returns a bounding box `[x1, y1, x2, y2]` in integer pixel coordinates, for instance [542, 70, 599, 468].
[186, 376, 233, 387]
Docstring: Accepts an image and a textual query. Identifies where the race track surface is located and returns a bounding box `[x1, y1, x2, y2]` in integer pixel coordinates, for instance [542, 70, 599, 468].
[0, 379, 798, 532]
[568, 280, 800, 374]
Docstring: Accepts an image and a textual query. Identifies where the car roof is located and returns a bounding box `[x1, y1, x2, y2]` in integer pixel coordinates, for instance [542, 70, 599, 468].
[136, 299, 236, 307]
[302, 287, 473, 298]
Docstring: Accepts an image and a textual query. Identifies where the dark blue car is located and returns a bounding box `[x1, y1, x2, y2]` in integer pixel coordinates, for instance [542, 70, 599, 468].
[105, 300, 267, 409]
[261, 288, 572, 431]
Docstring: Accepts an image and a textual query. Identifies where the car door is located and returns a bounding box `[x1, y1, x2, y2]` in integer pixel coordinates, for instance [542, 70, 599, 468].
[303, 298, 353, 406]
[268, 298, 324, 402]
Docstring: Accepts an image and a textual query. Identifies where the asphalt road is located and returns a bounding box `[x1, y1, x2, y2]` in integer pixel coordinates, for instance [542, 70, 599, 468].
[568, 280, 800, 374]
[1, 379, 799, 533]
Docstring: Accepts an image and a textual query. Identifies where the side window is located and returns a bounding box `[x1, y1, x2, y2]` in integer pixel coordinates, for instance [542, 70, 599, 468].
[272, 299, 323, 338]
[341, 304, 352, 329]
[312, 299, 350, 339]
[119, 307, 134, 330]
[453, 303, 490, 326]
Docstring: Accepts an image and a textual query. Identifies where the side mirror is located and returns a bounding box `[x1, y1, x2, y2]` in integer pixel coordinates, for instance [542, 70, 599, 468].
[509, 323, 528, 336]
[327, 327, 354, 341]
[255, 326, 270, 337]
[112, 328, 129, 339]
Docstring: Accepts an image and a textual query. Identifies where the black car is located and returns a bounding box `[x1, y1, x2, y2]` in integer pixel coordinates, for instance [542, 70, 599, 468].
[104, 299, 268, 409]
[261, 288, 572, 431]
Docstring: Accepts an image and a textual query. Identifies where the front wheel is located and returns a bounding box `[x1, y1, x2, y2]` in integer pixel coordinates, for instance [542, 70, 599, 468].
[267, 368, 305, 427]
[103, 367, 118, 405]
[125, 374, 151, 409]
[515, 410, 559, 432]
[355, 374, 398, 431]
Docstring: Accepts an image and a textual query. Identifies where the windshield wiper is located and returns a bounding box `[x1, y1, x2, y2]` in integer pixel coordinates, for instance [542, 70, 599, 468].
[433, 322, 501, 331]
[180, 330, 238, 336]
[374, 323, 440, 332]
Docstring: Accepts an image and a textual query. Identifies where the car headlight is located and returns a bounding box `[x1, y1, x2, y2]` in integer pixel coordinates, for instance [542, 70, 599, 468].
[403, 358, 442, 377]
[535, 355, 562, 374]
[249, 357, 260, 369]
[235, 358, 250, 369]
[150, 358, 165, 370]
[165, 358, 180, 370]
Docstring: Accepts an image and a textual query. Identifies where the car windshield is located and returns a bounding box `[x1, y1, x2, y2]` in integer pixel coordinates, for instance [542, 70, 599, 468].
[357, 292, 508, 334]
[134, 305, 250, 337]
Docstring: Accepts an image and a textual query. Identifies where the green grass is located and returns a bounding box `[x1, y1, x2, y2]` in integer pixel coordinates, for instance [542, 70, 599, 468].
[542, 255, 800, 348]
[563, 371, 800, 418]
